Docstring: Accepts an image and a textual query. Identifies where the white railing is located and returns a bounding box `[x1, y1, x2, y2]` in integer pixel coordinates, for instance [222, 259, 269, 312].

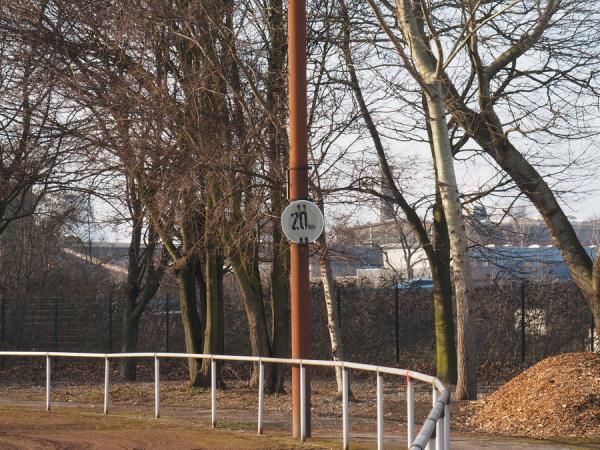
[0, 351, 450, 449]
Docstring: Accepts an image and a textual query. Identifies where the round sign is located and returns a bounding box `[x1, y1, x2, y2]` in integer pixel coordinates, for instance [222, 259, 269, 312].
[281, 200, 325, 244]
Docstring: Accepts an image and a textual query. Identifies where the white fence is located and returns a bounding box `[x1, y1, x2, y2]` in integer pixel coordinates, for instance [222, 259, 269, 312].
[0, 351, 450, 449]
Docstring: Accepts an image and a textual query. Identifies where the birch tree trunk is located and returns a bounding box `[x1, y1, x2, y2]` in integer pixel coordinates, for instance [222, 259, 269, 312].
[425, 87, 477, 399]
[396, 0, 477, 399]
[316, 231, 346, 396]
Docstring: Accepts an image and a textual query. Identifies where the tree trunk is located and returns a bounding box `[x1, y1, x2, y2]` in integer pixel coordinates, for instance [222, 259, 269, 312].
[395, 0, 477, 400]
[269, 227, 289, 393]
[427, 101, 457, 385]
[176, 261, 204, 386]
[265, 0, 290, 393]
[316, 232, 347, 396]
[425, 88, 476, 399]
[200, 246, 225, 387]
[430, 254, 457, 384]
[446, 94, 600, 333]
[230, 251, 272, 387]
[120, 315, 141, 380]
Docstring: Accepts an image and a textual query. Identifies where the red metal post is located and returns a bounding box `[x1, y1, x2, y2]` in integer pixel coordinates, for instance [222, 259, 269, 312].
[288, 0, 311, 439]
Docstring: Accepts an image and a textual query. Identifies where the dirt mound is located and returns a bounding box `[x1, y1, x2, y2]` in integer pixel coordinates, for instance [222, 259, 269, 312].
[469, 352, 600, 438]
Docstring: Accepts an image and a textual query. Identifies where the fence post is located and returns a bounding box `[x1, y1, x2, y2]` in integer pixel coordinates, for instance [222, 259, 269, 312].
[521, 280, 526, 364]
[53, 298, 59, 352]
[46, 355, 51, 411]
[104, 357, 110, 414]
[444, 402, 450, 450]
[426, 387, 435, 450]
[107, 295, 113, 353]
[211, 358, 217, 428]
[300, 363, 306, 442]
[395, 285, 399, 364]
[434, 387, 443, 450]
[342, 365, 349, 450]
[407, 374, 414, 447]
[257, 360, 264, 434]
[377, 371, 384, 450]
[154, 356, 160, 418]
[165, 294, 170, 353]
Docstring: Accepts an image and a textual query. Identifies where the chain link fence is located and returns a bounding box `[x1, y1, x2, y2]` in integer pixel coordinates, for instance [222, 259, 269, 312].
[0, 280, 594, 373]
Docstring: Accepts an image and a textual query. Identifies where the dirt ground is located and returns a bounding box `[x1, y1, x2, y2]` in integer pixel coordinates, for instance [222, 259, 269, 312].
[0, 405, 345, 449]
[2, 362, 600, 449]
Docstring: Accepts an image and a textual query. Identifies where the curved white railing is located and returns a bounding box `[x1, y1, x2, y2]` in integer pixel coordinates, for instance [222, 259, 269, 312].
[0, 351, 450, 449]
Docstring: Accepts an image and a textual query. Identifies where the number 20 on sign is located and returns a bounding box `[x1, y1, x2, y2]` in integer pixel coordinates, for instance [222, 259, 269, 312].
[281, 200, 325, 244]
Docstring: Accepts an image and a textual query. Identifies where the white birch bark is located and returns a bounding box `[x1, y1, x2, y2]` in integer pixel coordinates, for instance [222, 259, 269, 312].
[396, 0, 477, 399]
[316, 231, 346, 395]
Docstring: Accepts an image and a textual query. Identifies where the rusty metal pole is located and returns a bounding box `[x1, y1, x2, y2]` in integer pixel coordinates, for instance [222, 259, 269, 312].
[288, 0, 311, 439]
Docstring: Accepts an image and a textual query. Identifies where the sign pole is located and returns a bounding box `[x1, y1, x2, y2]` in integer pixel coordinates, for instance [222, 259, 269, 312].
[288, 0, 311, 439]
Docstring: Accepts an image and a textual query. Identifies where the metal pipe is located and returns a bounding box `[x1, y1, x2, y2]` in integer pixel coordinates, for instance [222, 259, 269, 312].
[258, 361, 264, 434]
[426, 387, 436, 450]
[407, 375, 414, 447]
[104, 357, 109, 414]
[434, 387, 443, 450]
[342, 366, 349, 450]
[288, 0, 310, 439]
[154, 356, 160, 418]
[46, 355, 51, 411]
[300, 363, 306, 441]
[444, 403, 450, 450]
[211, 358, 217, 428]
[377, 371, 384, 450]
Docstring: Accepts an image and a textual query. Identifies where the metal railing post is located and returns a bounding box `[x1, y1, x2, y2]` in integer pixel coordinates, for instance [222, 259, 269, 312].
[300, 363, 306, 442]
[258, 360, 264, 434]
[435, 388, 444, 450]
[444, 403, 450, 450]
[211, 358, 217, 428]
[407, 375, 414, 447]
[426, 386, 437, 450]
[154, 356, 160, 418]
[377, 371, 384, 450]
[46, 355, 51, 411]
[103, 357, 109, 414]
[342, 366, 349, 450]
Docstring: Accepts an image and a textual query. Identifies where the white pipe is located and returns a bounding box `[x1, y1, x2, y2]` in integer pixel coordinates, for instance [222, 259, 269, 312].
[103, 357, 109, 414]
[46, 355, 51, 411]
[427, 386, 437, 450]
[377, 371, 384, 450]
[435, 387, 444, 450]
[407, 375, 414, 447]
[444, 403, 450, 450]
[154, 356, 160, 418]
[258, 361, 264, 435]
[211, 358, 217, 428]
[342, 366, 349, 450]
[300, 363, 306, 442]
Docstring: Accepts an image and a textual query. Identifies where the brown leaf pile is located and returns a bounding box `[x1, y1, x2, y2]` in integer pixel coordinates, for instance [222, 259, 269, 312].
[469, 352, 600, 438]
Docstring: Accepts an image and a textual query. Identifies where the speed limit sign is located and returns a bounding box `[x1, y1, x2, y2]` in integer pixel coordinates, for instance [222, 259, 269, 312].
[281, 200, 324, 244]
